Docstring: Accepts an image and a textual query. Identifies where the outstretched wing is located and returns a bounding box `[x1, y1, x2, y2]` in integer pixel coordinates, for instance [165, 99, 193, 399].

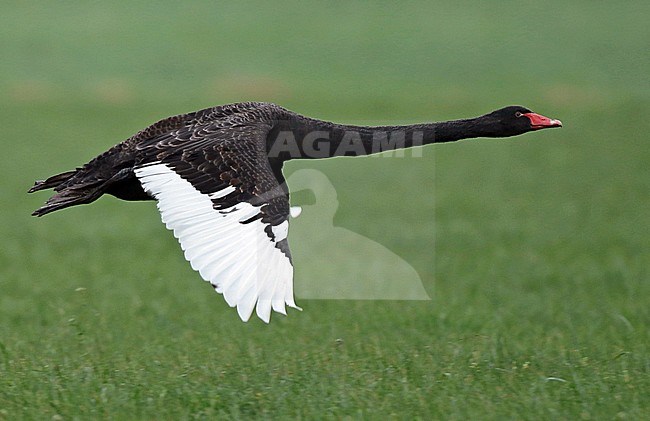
[133, 108, 299, 323]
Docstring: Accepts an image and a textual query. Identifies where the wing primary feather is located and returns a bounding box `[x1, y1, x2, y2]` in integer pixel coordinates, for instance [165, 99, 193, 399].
[134, 143, 297, 322]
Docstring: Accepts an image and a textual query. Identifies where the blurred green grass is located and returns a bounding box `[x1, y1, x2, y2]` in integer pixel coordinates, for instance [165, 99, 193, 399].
[2, 0, 649, 419]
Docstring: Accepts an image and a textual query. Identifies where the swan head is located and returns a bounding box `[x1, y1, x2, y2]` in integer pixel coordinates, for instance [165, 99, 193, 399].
[483, 106, 563, 136]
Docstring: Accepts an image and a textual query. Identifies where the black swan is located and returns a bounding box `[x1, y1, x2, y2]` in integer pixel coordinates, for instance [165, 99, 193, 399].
[29, 102, 562, 322]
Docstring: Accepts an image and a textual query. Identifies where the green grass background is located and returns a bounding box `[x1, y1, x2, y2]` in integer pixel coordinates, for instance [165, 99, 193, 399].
[2, 0, 649, 418]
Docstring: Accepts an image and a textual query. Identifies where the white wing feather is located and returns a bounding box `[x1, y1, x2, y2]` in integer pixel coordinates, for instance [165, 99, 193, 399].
[134, 163, 298, 322]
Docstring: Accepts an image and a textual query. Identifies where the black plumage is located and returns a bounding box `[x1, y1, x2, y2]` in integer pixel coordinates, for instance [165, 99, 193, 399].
[29, 102, 561, 322]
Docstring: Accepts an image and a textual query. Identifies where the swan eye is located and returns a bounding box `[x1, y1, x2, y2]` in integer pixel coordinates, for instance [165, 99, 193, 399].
[515, 111, 523, 117]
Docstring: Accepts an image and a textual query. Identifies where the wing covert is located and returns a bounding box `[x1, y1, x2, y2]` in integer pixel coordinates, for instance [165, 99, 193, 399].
[134, 110, 299, 322]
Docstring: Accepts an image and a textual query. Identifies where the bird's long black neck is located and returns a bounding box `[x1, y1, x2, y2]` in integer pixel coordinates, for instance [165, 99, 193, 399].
[268, 113, 501, 160]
